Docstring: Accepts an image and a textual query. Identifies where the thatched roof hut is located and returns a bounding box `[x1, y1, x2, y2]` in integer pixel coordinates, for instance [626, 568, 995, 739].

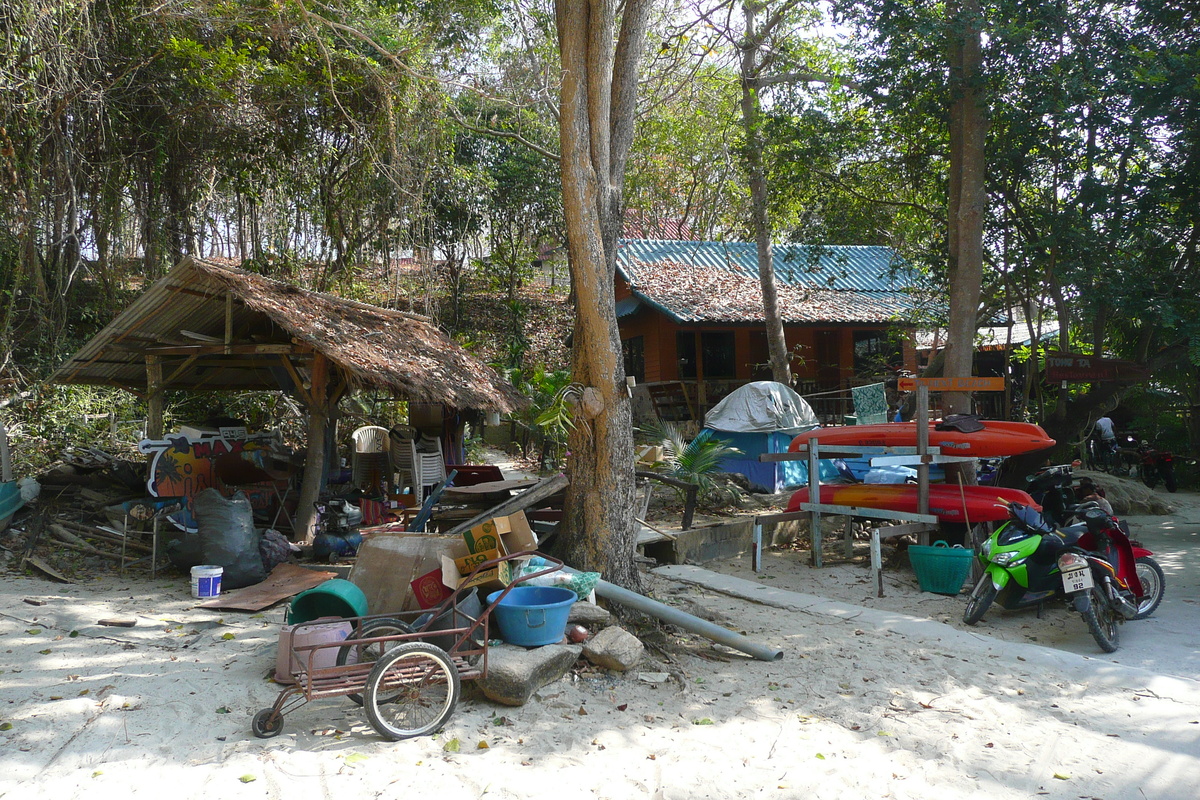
[51, 256, 524, 412]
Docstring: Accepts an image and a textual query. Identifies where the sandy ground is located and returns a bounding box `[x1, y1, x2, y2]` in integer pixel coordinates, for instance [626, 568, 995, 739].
[2, 488, 1200, 798]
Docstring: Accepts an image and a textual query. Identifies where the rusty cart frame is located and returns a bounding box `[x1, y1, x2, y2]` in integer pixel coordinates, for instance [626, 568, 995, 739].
[251, 551, 563, 741]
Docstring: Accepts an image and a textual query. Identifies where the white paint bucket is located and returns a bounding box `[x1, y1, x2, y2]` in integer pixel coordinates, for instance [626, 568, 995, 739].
[191, 565, 223, 599]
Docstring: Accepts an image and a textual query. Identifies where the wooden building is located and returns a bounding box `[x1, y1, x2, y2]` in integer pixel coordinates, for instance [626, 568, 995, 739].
[615, 239, 924, 423]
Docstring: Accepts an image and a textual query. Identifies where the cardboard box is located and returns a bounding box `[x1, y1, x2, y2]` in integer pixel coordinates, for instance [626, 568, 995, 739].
[454, 547, 501, 576]
[637, 444, 665, 466]
[440, 540, 513, 592]
[463, 511, 538, 556]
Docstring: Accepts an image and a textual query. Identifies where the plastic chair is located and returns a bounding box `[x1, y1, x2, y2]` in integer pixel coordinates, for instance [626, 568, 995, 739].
[389, 425, 446, 499]
[351, 425, 390, 491]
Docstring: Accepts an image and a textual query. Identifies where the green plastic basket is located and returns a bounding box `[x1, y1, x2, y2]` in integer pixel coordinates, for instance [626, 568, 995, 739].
[908, 540, 975, 595]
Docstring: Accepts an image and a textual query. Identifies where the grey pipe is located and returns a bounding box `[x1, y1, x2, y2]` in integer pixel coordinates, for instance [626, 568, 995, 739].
[588, 574, 784, 662]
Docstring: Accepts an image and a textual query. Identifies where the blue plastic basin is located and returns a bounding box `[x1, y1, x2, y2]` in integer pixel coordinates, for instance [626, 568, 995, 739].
[486, 586, 576, 647]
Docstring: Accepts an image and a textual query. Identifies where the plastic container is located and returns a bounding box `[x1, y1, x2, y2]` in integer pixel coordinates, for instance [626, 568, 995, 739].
[273, 618, 353, 684]
[908, 541, 975, 595]
[485, 586, 576, 647]
[191, 565, 223, 599]
[287, 578, 369, 624]
[414, 590, 484, 652]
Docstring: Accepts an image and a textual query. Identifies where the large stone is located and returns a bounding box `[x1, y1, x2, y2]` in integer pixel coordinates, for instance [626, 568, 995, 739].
[582, 625, 644, 671]
[476, 643, 582, 706]
[567, 601, 614, 629]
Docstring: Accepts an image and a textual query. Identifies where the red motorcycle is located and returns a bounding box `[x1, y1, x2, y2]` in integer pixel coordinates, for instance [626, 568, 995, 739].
[1069, 501, 1166, 621]
[1137, 441, 1178, 493]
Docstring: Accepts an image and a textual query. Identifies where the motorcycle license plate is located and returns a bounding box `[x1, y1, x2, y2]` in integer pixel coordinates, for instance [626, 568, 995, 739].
[1062, 568, 1094, 593]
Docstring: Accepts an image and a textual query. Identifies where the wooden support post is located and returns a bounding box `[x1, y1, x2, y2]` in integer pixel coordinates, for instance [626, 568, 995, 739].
[915, 384, 931, 546]
[146, 355, 163, 441]
[808, 439, 822, 568]
[293, 352, 330, 542]
[752, 522, 762, 572]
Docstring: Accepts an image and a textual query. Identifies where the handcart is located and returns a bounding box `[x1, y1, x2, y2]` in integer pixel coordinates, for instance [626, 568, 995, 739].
[251, 551, 563, 741]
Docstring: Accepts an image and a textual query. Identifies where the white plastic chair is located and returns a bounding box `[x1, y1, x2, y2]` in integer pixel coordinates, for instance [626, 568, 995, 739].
[389, 425, 446, 499]
[351, 425, 390, 491]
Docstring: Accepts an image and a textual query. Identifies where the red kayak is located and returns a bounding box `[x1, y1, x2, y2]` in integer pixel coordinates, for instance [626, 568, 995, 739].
[788, 420, 1055, 457]
[786, 484, 1041, 523]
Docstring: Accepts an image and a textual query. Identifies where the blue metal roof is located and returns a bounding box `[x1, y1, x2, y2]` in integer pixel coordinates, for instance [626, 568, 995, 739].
[617, 239, 910, 292]
[615, 238, 922, 325]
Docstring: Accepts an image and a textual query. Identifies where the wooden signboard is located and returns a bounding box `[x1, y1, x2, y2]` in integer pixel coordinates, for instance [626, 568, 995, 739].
[897, 376, 1005, 392]
[1044, 353, 1148, 382]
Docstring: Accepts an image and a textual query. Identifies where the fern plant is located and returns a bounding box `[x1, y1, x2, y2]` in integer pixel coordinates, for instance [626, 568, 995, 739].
[640, 420, 743, 505]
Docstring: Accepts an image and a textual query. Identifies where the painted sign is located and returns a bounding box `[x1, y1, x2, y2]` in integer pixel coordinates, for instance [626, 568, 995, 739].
[138, 431, 275, 532]
[897, 377, 1005, 392]
[1043, 353, 1148, 382]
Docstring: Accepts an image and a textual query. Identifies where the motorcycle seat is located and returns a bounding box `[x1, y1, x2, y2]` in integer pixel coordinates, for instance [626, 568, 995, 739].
[1054, 523, 1087, 547]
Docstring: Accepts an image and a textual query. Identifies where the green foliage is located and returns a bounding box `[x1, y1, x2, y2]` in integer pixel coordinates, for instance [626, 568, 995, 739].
[638, 420, 743, 505]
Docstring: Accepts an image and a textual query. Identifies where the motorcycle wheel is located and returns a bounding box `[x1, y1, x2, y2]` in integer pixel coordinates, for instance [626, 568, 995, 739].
[962, 574, 998, 626]
[1133, 557, 1166, 619]
[1082, 587, 1120, 653]
[1164, 468, 1178, 493]
[1142, 468, 1156, 488]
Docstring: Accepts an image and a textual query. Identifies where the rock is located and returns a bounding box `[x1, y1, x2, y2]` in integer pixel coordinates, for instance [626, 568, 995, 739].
[476, 643, 582, 706]
[582, 625, 644, 671]
[568, 600, 615, 629]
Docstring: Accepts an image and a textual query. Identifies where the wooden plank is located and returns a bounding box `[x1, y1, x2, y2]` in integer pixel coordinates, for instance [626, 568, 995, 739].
[898, 376, 1005, 392]
[444, 473, 570, 538]
[754, 506, 939, 526]
[762, 445, 944, 460]
[196, 563, 337, 611]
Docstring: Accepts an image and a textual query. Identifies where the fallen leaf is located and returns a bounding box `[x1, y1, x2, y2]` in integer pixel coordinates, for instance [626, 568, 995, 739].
[477, 741, 489, 750]
[221, 633, 235, 641]
[617, 704, 628, 711]
[0, 722, 12, 731]
[692, 718, 714, 726]
[1052, 773, 1070, 780]
[26, 629, 41, 635]
[577, 706, 588, 716]
[69, 631, 79, 638]
[239, 775, 256, 783]
[38, 649, 51, 655]
[816, 753, 825, 760]
[215, 707, 230, 714]
[444, 738, 461, 752]
[92, 771, 102, 778]
[344, 753, 369, 765]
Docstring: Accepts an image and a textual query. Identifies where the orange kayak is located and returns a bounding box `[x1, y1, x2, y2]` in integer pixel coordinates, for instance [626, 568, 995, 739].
[786, 483, 1040, 523]
[788, 421, 1055, 457]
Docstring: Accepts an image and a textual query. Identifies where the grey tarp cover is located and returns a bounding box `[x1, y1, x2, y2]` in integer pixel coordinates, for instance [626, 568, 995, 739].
[703, 381, 821, 434]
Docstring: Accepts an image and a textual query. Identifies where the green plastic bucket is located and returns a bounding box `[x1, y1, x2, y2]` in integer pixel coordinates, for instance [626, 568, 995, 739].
[287, 579, 369, 624]
[908, 541, 975, 595]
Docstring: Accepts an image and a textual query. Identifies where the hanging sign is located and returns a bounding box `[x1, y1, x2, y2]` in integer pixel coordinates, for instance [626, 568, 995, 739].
[1044, 353, 1148, 382]
[897, 377, 1005, 392]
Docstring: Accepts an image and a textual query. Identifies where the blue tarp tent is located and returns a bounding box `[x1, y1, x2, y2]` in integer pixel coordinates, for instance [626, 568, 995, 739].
[703, 382, 837, 493]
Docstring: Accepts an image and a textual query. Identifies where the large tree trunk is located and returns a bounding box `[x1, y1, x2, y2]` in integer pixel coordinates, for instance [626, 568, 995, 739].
[942, 0, 986, 485]
[554, 0, 651, 589]
[739, 3, 791, 385]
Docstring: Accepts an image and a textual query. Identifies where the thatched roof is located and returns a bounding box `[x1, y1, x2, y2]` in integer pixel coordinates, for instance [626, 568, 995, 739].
[50, 257, 525, 413]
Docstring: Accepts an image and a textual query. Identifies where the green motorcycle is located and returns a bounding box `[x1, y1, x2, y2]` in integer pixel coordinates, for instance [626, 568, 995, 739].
[963, 502, 1154, 653]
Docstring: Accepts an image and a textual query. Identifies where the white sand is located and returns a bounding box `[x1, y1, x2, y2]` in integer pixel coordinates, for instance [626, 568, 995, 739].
[3, 491, 1200, 799]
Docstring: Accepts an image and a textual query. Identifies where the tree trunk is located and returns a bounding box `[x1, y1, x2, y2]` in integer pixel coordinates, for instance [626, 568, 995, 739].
[943, 0, 986, 483]
[739, 3, 791, 386]
[553, 0, 651, 589]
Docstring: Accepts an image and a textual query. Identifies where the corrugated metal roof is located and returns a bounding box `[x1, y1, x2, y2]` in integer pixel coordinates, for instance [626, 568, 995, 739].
[616, 239, 921, 324]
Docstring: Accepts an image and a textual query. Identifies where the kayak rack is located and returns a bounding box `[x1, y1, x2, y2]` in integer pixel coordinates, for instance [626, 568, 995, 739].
[754, 384, 976, 596]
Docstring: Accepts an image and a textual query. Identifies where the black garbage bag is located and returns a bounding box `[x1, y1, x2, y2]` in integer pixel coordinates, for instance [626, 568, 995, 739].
[166, 489, 266, 589]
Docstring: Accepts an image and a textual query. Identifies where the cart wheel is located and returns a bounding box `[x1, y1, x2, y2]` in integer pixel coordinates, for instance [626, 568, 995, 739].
[251, 708, 283, 739]
[364, 642, 460, 741]
[336, 618, 414, 707]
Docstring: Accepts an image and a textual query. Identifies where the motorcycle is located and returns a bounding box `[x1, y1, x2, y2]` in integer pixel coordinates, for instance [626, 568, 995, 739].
[1137, 441, 1178, 493]
[963, 501, 1165, 652]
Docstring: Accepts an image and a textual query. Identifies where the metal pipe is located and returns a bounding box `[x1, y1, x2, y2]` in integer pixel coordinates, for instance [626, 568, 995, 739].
[587, 574, 784, 662]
